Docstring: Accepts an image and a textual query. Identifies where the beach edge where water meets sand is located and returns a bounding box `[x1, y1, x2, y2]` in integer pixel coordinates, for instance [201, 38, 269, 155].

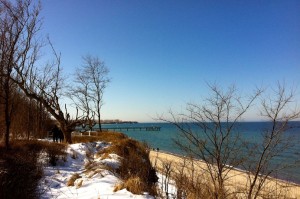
[149, 150, 300, 198]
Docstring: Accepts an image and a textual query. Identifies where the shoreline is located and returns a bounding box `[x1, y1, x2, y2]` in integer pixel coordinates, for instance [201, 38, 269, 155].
[150, 150, 300, 198]
[154, 149, 300, 186]
[109, 121, 300, 184]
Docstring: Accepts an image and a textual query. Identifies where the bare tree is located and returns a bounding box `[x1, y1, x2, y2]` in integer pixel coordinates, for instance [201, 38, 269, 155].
[0, 0, 90, 144]
[1, 1, 107, 144]
[69, 62, 95, 132]
[244, 83, 300, 199]
[0, 0, 79, 144]
[0, 0, 41, 148]
[72, 55, 110, 132]
[162, 84, 261, 199]
[15, 44, 85, 143]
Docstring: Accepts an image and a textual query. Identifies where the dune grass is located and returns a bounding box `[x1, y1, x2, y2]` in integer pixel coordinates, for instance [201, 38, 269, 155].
[72, 131, 127, 144]
[76, 131, 158, 195]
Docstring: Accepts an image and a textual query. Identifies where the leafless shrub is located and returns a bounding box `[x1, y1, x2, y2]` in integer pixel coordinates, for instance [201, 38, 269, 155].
[42, 142, 67, 166]
[160, 160, 173, 198]
[155, 155, 217, 199]
[243, 83, 300, 199]
[160, 84, 262, 198]
[159, 83, 300, 199]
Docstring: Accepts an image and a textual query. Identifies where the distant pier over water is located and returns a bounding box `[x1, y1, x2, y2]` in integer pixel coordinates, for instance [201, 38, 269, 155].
[76, 122, 161, 133]
[101, 126, 161, 132]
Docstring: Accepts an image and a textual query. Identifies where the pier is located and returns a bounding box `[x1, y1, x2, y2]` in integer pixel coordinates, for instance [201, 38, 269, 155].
[72, 126, 162, 136]
[101, 126, 161, 132]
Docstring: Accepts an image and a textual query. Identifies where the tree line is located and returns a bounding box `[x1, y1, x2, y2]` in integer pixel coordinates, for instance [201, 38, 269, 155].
[0, 0, 110, 148]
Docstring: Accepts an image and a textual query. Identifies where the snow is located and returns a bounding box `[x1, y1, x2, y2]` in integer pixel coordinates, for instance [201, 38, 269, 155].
[38, 141, 155, 199]
[156, 173, 177, 199]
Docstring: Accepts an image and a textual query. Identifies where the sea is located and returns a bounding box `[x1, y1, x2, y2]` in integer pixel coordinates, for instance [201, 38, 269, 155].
[99, 122, 300, 184]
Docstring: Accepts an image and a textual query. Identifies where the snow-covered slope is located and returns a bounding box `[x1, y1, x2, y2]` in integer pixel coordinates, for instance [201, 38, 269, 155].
[38, 142, 154, 199]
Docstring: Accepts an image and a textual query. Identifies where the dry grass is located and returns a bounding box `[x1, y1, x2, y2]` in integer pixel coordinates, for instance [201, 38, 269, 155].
[72, 131, 127, 144]
[0, 132, 157, 198]
[97, 152, 111, 160]
[74, 132, 158, 194]
[42, 142, 67, 166]
[173, 173, 215, 199]
[153, 153, 233, 199]
[84, 162, 115, 179]
[96, 137, 158, 195]
[154, 157, 223, 199]
[67, 173, 82, 186]
[0, 140, 67, 199]
[73, 131, 158, 195]
[0, 148, 42, 199]
[9, 140, 67, 166]
[75, 179, 83, 188]
[114, 176, 148, 194]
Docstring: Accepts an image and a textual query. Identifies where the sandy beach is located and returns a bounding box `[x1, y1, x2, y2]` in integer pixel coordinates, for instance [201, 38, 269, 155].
[150, 150, 300, 198]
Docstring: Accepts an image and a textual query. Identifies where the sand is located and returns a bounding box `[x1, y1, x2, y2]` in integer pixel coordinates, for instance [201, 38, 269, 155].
[150, 150, 300, 198]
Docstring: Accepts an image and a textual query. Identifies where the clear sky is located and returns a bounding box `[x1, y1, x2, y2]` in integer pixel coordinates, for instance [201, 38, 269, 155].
[41, 0, 300, 122]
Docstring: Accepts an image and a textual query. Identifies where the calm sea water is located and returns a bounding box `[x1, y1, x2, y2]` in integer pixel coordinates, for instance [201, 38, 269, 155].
[100, 122, 300, 184]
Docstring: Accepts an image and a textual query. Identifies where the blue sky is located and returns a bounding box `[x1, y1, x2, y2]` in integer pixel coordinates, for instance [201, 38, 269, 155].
[41, 0, 300, 122]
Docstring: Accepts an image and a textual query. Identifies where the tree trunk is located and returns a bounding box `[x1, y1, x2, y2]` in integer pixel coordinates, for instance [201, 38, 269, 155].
[63, 131, 72, 144]
[4, 75, 11, 150]
[59, 121, 73, 144]
[4, 110, 10, 150]
[98, 111, 102, 132]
